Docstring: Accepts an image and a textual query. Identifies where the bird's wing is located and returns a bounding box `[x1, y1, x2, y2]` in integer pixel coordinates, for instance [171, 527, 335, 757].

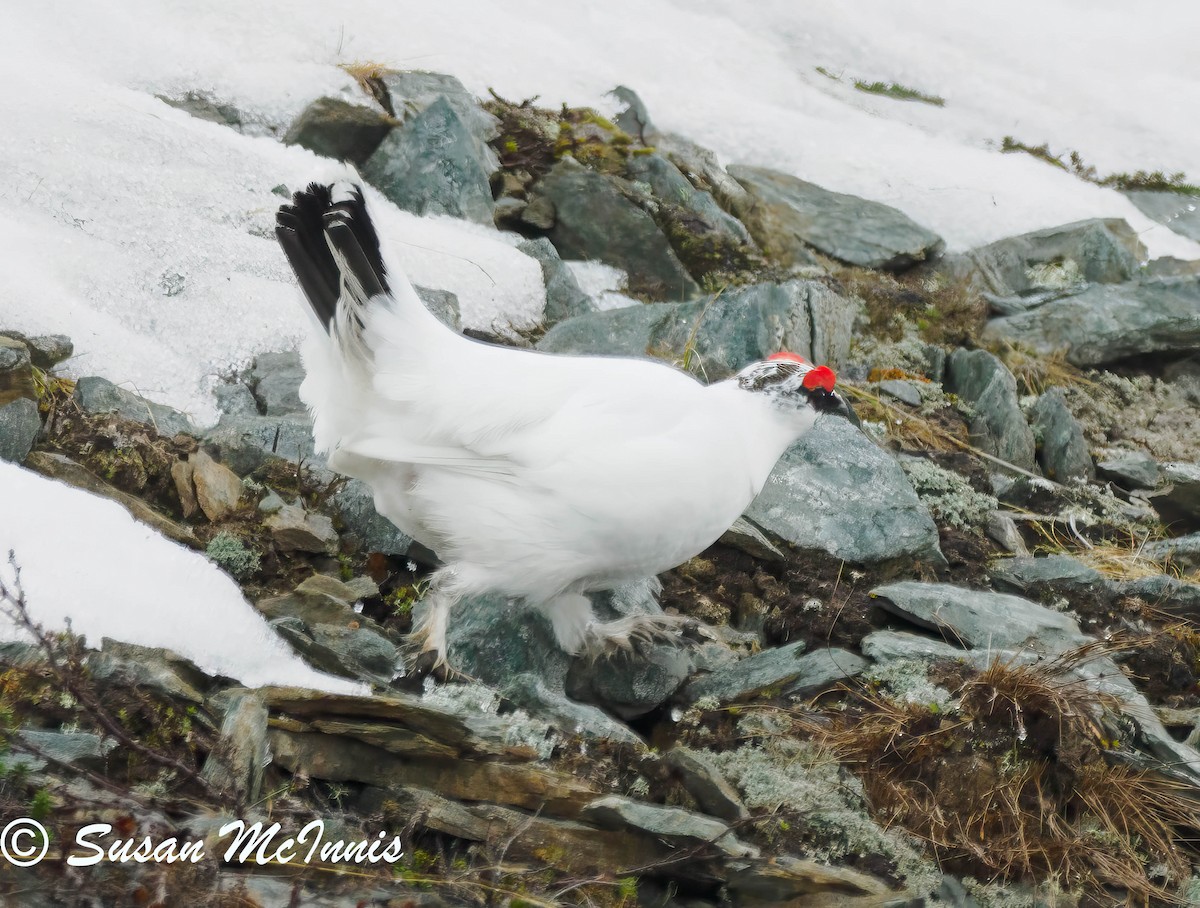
[341, 299, 705, 477]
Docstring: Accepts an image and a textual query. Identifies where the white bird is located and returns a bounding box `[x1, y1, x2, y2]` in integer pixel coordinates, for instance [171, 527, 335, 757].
[275, 182, 854, 669]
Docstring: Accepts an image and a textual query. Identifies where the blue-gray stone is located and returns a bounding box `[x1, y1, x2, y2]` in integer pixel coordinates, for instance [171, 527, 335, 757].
[945, 349, 1036, 471]
[0, 398, 40, 463]
[728, 164, 943, 270]
[72, 376, 193, 437]
[1030, 388, 1093, 482]
[745, 417, 944, 565]
[363, 96, 495, 225]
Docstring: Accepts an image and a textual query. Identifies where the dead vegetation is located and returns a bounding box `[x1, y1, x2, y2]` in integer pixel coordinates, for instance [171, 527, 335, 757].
[799, 644, 1200, 903]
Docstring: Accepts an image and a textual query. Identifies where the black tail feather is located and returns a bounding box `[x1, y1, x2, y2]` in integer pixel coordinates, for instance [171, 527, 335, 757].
[274, 182, 390, 332]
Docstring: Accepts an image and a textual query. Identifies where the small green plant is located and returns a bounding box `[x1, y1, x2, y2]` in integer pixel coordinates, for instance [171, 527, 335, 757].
[204, 532, 260, 581]
[1002, 138, 1200, 196]
[854, 80, 945, 107]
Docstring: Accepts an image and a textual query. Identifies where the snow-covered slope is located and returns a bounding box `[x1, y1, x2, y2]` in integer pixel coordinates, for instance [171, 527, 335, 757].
[0, 462, 362, 693]
[2, 1, 1197, 421]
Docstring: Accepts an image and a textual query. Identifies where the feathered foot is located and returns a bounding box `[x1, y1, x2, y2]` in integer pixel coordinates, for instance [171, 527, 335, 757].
[580, 613, 704, 661]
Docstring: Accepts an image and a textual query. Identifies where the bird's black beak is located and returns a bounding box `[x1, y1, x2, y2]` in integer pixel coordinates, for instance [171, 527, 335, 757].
[814, 390, 861, 428]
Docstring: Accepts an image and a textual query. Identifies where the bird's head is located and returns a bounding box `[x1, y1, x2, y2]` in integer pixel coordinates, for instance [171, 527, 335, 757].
[735, 352, 859, 428]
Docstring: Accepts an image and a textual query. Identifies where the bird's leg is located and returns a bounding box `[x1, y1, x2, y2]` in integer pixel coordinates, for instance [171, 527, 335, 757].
[580, 613, 698, 660]
[406, 574, 456, 674]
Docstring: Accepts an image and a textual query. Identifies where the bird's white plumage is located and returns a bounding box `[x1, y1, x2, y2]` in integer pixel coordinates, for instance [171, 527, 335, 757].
[289, 183, 833, 663]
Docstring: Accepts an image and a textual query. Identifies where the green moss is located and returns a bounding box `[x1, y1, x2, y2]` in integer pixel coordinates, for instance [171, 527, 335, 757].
[853, 80, 945, 107]
[1002, 138, 1200, 197]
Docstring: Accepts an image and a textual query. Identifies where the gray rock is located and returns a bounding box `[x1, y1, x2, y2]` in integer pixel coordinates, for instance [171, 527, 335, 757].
[985, 510, 1030, 555]
[516, 237, 597, 325]
[951, 218, 1144, 297]
[580, 795, 753, 858]
[878, 379, 923, 406]
[1142, 533, 1200, 573]
[566, 643, 693, 720]
[1114, 575, 1200, 622]
[945, 349, 1036, 471]
[538, 279, 857, 377]
[534, 162, 700, 300]
[1096, 450, 1161, 490]
[159, 91, 246, 130]
[1030, 388, 1093, 483]
[0, 398, 40, 463]
[500, 673, 642, 745]
[363, 96, 494, 225]
[258, 574, 377, 628]
[989, 555, 1103, 597]
[0, 332, 72, 369]
[265, 504, 339, 553]
[213, 382, 258, 416]
[981, 276, 1200, 367]
[870, 582, 1086, 651]
[328, 478, 413, 555]
[414, 285, 463, 332]
[1146, 461, 1200, 531]
[860, 630, 967, 663]
[609, 85, 654, 143]
[72, 376, 193, 437]
[719, 515, 787, 562]
[661, 747, 750, 822]
[745, 416, 944, 565]
[88, 640, 209, 702]
[282, 96, 392, 165]
[200, 690, 269, 802]
[1145, 256, 1200, 279]
[250, 351, 305, 416]
[203, 412, 318, 474]
[728, 164, 943, 270]
[1122, 190, 1200, 243]
[257, 488, 285, 514]
[0, 336, 36, 407]
[681, 642, 866, 703]
[519, 195, 555, 231]
[190, 450, 243, 520]
[626, 152, 754, 245]
[270, 618, 399, 685]
[12, 729, 115, 773]
[436, 594, 571, 690]
[374, 70, 498, 164]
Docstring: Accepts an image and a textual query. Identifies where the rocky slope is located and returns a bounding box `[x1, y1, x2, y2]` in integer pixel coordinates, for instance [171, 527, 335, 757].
[2, 71, 1200, 907]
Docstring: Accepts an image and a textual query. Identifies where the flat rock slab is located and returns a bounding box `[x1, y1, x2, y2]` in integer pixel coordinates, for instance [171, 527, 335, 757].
[982, 276, 1200, 367]
[728, 164, 943, 270]
[1096, 450, 1161, 490]
[265, 504, 338, 553]
[989, 555, 1103, 596]
[538, 279, 855, 377]
[681, 642, 866, 703]
[580, 795, 753, 858]
[535, 162, 699, 300]
[745, 416, 944, 565]
[951, 218, 1144, 297]
[870, 581, 1086, 651]
[1123, 190, 1200, 243]
[72, 375, 193, 437]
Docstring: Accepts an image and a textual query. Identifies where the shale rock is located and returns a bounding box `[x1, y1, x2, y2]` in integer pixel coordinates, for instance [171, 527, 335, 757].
[72, 376, 193, 437]
[0, 398, 40, 463]
[728, 164, 943, 270]
[1030, 388, 1093, 482]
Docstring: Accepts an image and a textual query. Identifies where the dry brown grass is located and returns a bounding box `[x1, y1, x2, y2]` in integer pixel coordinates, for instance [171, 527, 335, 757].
[993, 340, 1099, 397]
[803, 643, 1200, 903]
[842, 384, 968, 455]
[1030, 522, 1175, 581]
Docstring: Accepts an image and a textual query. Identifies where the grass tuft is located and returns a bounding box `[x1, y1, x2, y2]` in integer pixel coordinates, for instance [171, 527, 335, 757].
[853, 80, 945, 107]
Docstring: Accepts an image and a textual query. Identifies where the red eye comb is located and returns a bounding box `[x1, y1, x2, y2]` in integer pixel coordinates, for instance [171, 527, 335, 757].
[802, 365, 836, 393]
[767, 351, 809, 365]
